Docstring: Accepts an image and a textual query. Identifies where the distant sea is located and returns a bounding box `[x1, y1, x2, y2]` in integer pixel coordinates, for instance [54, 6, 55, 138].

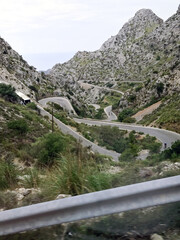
[22, 52, 76, 71]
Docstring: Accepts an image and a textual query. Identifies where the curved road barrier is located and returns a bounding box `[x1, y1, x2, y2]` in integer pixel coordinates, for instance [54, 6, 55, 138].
[0, 175, 180, 236]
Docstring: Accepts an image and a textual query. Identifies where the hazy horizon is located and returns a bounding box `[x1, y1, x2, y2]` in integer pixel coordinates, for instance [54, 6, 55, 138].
[23, 52, 76, 71]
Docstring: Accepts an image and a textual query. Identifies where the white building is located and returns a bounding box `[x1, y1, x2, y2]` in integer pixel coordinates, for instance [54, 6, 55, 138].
[15, 91, 31, 104]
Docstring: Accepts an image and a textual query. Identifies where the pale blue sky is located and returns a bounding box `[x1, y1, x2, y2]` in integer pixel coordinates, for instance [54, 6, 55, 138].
[0, 0, 179, 70]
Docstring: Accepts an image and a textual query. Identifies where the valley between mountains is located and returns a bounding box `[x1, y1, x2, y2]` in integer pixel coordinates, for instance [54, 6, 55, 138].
[0, 4, 180, 240]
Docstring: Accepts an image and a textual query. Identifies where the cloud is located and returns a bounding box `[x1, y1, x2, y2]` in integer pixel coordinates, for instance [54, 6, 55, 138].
[0, 0, 95, 32]
[0, 0, 179, 59]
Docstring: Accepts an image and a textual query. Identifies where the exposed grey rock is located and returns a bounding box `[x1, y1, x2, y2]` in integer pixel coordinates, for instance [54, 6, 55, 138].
[0, 37, 55, 99]
[48, 5, 180, 106]
[139, 167, 154, 178]
[56, 194, 71, 200]
[151, 233, 164, 240]
[6, 188, 41, 203]
[159, 162, 180, 175]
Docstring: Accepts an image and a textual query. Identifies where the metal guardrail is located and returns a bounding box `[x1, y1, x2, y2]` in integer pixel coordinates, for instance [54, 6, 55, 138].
[0, 175, 180, 236]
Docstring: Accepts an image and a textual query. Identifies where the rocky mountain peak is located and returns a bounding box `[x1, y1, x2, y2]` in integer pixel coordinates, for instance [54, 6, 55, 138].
[49, 5, 179, 107]
[134, 8, 157, 18]
[177, 4, 180, 14]
[100, 8, 163, 50]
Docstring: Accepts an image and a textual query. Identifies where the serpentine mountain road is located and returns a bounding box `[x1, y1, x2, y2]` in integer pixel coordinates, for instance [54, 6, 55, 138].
[39, 97, 117, 121]
[104, 106, 118, 121]
[38, 97, 180, 160]
[37, 104, 120, 161]
[74, 118, 180, 150]
[39, 97, 77, 116]
[78, 81, 124, 95]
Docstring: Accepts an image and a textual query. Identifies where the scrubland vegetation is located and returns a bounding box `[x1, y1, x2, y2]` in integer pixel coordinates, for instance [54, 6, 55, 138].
[0, 87, 179, 240]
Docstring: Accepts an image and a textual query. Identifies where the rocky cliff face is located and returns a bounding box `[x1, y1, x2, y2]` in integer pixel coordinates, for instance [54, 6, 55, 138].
[0, 37, 55, 99]
[49, 5, 180, 106]
[100, 9, 163, 50]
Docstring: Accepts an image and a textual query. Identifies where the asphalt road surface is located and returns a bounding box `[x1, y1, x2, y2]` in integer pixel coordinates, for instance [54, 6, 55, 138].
[39, 97, 77, 116]
[38, 97, 180, 159]
[37, 105, 120, 161]
[104, 106, 117, 121]
[74, 118, 180, 149]
[78, 81, 124, 95]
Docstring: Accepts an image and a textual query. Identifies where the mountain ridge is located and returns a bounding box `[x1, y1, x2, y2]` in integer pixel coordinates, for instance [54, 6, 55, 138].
[0, 37, 56, 99]
[49, 5, 180, 107]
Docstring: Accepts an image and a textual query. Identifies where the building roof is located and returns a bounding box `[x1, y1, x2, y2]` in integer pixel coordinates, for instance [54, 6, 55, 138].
[15, 91, 30, 101]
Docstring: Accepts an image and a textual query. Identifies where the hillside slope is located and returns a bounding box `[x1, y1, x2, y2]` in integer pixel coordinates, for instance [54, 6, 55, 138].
[0, 37, 55, 99]
[49, 6, 180, 97]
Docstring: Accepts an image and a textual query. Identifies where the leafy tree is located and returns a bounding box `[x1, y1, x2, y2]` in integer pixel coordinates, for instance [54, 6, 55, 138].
[163, 140, 180, 159]
[119, 145, 138, 162]
[128, 94, 136, 102]
[171, 140, 180, 154]
[94, 108, 104, 119]
[118, 108, 133, 122]
[37, 133, 67, 167]
[156, 82, 164, 96]
[129, 131, 137, 144]
[0, 83, 17, 102]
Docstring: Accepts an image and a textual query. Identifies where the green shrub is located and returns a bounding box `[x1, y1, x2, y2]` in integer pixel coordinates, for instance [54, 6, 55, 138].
[156, 82, 164, 96]
[7, 119, 29, 134]
[128, 94, 136, 102]
[0, 160, 18, 190]
[23, 168, 41, 188]
[148, 142, 161, 153]
[87, 173, 112, 192]
[171, 140, 180, 154]
[119, 147, 137, 162]
[94, 108, 105, 119]
[118, 108, 134, 122]
[123, 117, 136, 123]
[53, 103, 63, 111]
[41, 156, 112, 197]
[135, 85, 143, 92]
[163, 140, 180, 159]
[27, 102, 38, 110]
[140, 135, 161, 153]
[28, 85, 38, 92]
[119, 143, 139, 162]
[35, 132, 67, 167]
[0, 83, 17, 102]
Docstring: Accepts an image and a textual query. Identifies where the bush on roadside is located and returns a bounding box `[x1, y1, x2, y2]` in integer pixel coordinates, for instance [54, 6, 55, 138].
[34, 132, 68, 167]
[123, 116, 136, 123]
[0, 159, 18, 190]
[27, 102, 38, 110]
[94, 108, 105, 119]
[41, 155, 112, 197]
[163, 140, 180, 159]
[119, 144, 139, 162]
[118, 108, 134, 122]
